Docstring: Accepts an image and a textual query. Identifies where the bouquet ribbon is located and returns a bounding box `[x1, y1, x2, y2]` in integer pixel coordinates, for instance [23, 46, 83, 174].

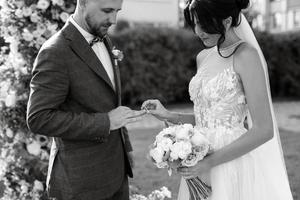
[185, 177, 212, 200]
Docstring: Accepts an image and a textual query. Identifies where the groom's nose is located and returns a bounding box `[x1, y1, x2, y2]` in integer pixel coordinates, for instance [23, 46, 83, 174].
[108, 12, 118, 25]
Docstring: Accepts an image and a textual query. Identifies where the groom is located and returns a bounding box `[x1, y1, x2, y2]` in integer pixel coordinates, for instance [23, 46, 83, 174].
[26, 0, 145, 199]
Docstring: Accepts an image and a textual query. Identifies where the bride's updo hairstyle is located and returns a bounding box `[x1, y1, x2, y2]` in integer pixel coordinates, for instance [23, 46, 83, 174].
[184, 0, 250, 57]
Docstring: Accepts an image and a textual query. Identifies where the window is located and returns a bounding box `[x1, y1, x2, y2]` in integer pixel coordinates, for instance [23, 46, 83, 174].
[272, 12, 283, 29]
[294, 10, 300, 27]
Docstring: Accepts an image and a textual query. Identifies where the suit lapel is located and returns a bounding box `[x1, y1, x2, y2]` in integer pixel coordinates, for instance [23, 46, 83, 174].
[104, 37, 122, 106]
[62, 21, 115, 92]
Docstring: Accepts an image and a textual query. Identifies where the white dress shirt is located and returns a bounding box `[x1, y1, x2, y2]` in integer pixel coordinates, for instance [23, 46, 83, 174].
[69, 16, 115, 90]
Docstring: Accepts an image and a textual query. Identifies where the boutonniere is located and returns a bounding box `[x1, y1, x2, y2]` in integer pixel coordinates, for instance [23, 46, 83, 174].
[112, 47, 124, 66]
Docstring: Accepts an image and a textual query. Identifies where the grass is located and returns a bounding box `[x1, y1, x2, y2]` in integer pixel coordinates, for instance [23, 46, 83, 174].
[128, 122, 300, 199]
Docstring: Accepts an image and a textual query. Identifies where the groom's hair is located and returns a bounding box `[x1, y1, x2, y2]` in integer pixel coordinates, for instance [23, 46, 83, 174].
[184, 0, 249, 56]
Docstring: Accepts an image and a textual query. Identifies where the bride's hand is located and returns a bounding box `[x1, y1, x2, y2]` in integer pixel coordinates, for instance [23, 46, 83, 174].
[177, 159, 212, 180]
[141, 99, 170, 121]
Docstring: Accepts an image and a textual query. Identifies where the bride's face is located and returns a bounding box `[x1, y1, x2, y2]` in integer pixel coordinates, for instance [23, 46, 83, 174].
[194, 23, 220, 47]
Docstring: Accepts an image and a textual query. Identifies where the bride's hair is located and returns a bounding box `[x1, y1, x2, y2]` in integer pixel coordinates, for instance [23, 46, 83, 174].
[184, 0, 249, 57]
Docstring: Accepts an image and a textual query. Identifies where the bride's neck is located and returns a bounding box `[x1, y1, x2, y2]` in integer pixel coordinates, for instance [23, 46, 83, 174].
[219, 28, 241, 49]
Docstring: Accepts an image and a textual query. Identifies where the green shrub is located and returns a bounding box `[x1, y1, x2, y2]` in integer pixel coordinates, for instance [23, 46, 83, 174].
[256, 31, 300, 98]
[112, 28, 300, 106]
[112, 27, 204, 105]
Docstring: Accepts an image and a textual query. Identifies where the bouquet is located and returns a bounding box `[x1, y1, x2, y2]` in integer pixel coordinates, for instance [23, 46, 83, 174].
[149, 124, 212, 200]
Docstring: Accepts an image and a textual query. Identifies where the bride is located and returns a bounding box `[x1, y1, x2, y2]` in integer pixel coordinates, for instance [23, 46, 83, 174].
[142, 0, 293, 199]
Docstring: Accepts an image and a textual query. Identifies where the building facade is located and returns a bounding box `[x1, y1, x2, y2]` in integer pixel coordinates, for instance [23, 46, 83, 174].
[252, 0, 300, 32]
[118, 0, 183, 27]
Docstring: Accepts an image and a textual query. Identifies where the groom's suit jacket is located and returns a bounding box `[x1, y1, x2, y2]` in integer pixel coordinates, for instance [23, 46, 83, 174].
[27, 20, 133, 200]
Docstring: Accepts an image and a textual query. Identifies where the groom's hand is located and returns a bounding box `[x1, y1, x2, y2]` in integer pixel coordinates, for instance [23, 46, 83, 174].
[108, 106, 146, 130]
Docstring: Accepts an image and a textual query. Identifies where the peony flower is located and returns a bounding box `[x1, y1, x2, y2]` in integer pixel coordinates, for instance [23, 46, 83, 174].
[30, 13, 40, 23]
[37, 0, 50, 10]
[160, 186, 172, 198]
[59, 12, 70, 22]
[191, 129, 209, 146]
[32, 30, 42, 38]
[22, 7, 33, 17]
[15, 9, 23, 18]
[51, 0, 64, 6]
[37, 24, 47, 35]
[170, 141, 192, 160]
[37, 37, 46, 45]
[112, 49, 124, 61]
[19, 180, 29, 194]
[157, 137, 173, 152]
[175, 124, 193, 140]
[33, 180, 44, 191]
[5, 91, 17, 107]
[26, 141, 42, 156]
[22, 31, 33, 42]
[5, 128, 14, 138]
[182, 153, 198, 167]
[149, 146, 165, 164]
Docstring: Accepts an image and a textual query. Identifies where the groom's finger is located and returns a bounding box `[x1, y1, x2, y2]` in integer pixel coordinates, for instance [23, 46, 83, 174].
[126, 116, 143, 124]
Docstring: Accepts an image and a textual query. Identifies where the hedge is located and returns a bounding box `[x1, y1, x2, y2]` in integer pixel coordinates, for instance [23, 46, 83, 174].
[111, 27, 300, 106]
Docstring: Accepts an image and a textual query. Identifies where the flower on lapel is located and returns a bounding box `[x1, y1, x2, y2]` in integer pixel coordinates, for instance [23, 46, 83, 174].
[112, 48, 124, 62]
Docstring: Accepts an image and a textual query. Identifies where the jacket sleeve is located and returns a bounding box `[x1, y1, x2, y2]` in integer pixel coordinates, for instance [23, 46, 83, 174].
[122, 127, 133, 152]
[27, 48, 110, 141]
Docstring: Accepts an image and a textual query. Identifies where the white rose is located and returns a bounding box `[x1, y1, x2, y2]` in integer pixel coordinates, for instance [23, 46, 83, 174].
[161, 186, 172, 198]
[19, 180, 29, 194]
[157, 137, 173, 152]
[15, 9, 23, 18]
[59, 12, 69, 22]
[32, 30, 41, 38]
[33, 180, 44, 191]
[178, 141, 192, 159]
[37, 37, 46, 45]
[52, 0, 64, 6]
[149, 147, 165, 164]
[30, 13, 40, 23]
[27, 141, 41, 156]
[22, 31, 34, 42]
[37, 24, 47, 35]
[5, 128, 14, 138]
[191, 130, 209, 146]
[169, 150, 179, 160]
[23, 7, 33, 17]
[175, 124, 192, 140]
[37, 0, 50, 10]
[5, 91, 17, 107]
[171, 141, 192, 160]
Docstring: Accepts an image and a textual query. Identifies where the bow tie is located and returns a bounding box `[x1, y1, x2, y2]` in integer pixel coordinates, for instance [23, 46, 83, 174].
[89, 37, 104, 47]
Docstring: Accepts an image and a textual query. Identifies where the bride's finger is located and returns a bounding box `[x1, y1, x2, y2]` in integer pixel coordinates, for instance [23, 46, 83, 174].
[141, 100, 154, 110]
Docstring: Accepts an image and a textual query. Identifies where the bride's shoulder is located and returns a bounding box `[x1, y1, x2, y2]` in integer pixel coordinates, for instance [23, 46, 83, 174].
[233, 42, 263, 76]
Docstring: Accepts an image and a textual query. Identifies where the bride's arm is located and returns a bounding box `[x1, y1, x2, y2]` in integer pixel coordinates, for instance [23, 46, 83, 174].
[164, 110, 195, 125]
[180, 44, 274, 177]
[141, 99, 195, 125]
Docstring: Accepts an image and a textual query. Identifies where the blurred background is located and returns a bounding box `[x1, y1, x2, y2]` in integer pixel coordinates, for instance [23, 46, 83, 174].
[0, 0, 299, 199]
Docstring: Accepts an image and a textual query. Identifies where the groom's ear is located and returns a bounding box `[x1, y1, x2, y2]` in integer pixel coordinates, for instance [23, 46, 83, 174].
[223, 16, 233, 31]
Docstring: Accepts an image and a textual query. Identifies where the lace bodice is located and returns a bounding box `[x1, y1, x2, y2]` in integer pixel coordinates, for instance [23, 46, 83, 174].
[189, 42, 248, 132]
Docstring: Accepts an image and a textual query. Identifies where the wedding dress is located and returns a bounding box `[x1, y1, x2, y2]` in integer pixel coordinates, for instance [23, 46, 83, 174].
[177, 15, 293, 200]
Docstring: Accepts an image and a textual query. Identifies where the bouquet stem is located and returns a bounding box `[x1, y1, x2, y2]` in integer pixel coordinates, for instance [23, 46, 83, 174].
[186, 177, 211, 200]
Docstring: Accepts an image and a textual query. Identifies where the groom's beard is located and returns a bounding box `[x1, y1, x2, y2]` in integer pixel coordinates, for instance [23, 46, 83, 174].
[85, 15, 111, 38]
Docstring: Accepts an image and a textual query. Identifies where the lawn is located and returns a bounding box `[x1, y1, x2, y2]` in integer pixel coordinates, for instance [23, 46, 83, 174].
[128, 102, 300, 200]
